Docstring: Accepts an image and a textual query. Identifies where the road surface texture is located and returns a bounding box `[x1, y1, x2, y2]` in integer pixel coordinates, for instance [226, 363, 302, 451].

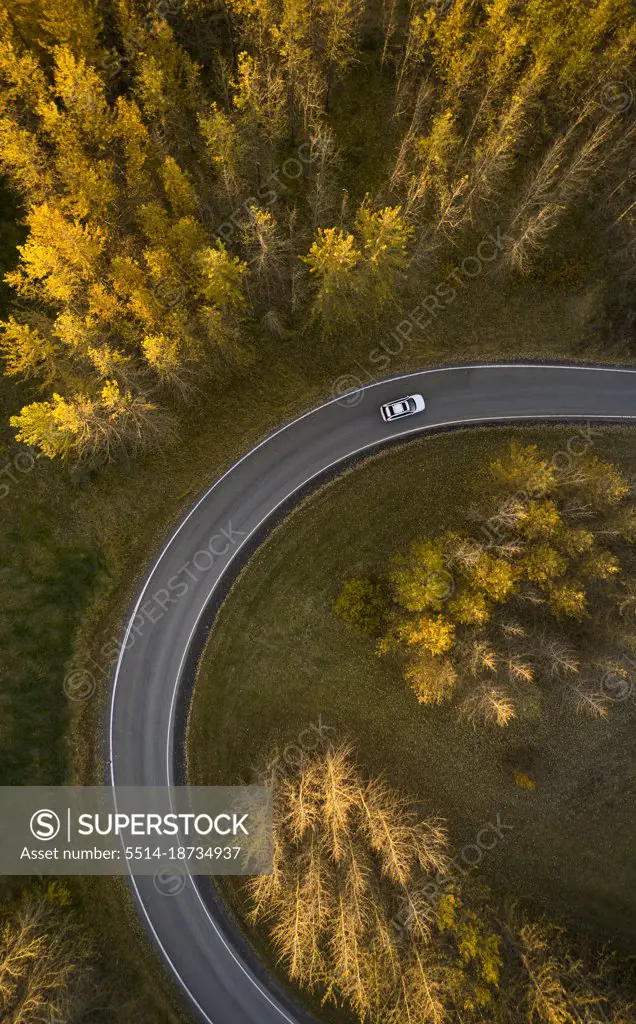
[108, 364, 636, 1024]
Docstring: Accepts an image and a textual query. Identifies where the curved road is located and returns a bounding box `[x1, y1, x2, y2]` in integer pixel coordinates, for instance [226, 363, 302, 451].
[108, 364, 636, 1024]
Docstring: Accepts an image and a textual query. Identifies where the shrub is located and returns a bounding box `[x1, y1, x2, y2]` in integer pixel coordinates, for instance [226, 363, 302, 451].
[334, 577, 386, 635]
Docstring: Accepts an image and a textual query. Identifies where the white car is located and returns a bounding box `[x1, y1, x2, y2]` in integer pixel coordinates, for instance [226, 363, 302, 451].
[380, 394, 425, 422]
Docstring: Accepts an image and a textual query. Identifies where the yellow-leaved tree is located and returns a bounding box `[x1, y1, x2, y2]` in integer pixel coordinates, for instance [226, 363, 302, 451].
[336, 443, 636, 727]
[248, 742, 502, 1021]
[0, 14, 250, 463]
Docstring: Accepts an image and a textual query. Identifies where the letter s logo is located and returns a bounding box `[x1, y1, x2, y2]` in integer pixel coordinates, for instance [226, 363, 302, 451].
[30, 809, 61, 840]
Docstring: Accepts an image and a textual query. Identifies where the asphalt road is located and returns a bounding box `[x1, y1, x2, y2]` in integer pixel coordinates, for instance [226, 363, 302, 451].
[108, 364, 636, 1024]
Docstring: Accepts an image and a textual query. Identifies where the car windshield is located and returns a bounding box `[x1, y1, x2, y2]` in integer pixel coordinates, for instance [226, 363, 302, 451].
[384, 399, 412, 417]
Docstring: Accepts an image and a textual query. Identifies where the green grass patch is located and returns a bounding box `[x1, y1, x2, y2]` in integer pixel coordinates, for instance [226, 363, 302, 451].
[187, 425, 636, 967]
[0, 500, 99, 785]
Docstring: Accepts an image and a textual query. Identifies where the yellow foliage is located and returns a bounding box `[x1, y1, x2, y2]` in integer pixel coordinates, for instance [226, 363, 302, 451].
[548, 582, 588, 619]
[51, 46, 112, 143]
[520, 544, 567, 586]
[489, 442, 556, 496]
[142, 333, 182, 377]
[515, 771, 536, 791]
[448, 589, 491, 625]
[8, 203, 106, 304]
[248, 744, 501, 1020]
[232, 52, 287, 141]
[161, 156, 198, 218]
[304, 227, 360, 282]
[10, 393, 94, 459]
[400, 614, 456, 656]
[113, 97, 153, 193]
[405, 656, 458, 705]
[0, 118, 50, 198]
[0, 317, 56, 378]
[518, 500, 562, 538]
[468, 553, 517, 602]
[10, 384, 159, 462]
[196, 245, 247, 308]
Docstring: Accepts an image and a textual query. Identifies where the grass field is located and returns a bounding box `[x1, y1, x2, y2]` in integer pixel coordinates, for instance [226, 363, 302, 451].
[187, 425, 636, 968]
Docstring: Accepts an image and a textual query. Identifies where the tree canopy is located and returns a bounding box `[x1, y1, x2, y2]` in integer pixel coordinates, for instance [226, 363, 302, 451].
[0, 0, 633, 462]
[249, 740, 636, 1023]
[249, 742, 502, 1022]
[336, 442, 636, 726]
